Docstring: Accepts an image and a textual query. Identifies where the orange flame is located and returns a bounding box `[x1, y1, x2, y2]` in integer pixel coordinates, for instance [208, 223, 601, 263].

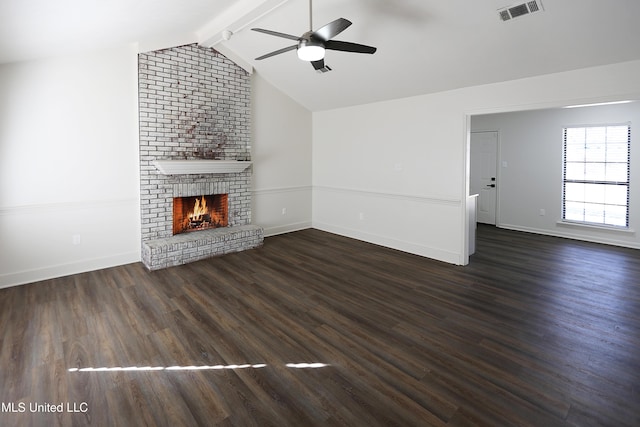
[189, 196, 208, 220]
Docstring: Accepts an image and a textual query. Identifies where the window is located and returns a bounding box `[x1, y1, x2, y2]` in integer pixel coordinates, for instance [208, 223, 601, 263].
[563, 124, 630, 228]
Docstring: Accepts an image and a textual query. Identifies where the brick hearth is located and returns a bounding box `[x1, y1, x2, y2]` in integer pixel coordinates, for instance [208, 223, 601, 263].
[141, 225, 263, 270]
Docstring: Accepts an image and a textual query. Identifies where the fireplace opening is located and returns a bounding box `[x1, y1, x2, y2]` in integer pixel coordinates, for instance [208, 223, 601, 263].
[173, 194, 228, 235]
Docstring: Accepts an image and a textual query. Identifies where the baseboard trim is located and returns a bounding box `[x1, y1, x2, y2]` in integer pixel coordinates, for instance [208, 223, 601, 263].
[263, 221, 312, 237]
[498, 223, 640, 250]
[312, 221, 461, 265]
[0, 251, 141, 289]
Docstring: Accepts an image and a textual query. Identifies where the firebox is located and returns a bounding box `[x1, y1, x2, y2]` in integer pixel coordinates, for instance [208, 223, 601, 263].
[173, 194, 228, 235]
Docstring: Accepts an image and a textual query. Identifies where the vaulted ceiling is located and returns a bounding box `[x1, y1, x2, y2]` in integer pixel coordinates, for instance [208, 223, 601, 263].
[2, 0, 640, 111]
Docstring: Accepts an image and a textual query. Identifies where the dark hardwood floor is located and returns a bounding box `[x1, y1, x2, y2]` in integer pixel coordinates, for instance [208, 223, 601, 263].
[1, 225, 639, 426]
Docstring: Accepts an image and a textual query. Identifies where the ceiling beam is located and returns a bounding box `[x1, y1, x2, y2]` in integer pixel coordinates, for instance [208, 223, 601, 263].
[197, 0, 292, 48]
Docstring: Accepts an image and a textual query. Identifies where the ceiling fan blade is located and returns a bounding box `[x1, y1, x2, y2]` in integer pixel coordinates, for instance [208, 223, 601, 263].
[325, 40, 377, 54]
[255, 45, 298, 60]
[311, 59, 325, 70]
[251, 28, 300, 41]
[311, 59, 332, 73]
[313, 18, 352, 41]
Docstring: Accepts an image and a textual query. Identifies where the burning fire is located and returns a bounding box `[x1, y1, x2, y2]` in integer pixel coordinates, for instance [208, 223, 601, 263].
[174, 193, 228, 235]
[189, 196, 208, 221]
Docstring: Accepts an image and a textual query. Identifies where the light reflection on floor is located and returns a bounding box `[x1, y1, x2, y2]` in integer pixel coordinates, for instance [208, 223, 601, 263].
[285, 363, 329, 369]
[68, 363, 329, 373]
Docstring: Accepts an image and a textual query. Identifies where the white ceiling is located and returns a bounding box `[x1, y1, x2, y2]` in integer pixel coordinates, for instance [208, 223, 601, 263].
[2, 0, 640, 111]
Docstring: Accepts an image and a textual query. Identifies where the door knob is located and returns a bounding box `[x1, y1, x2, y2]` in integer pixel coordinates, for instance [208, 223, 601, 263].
[486, 184, 496, 188]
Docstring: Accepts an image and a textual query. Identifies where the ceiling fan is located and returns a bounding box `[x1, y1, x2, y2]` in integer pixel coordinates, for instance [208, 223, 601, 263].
[251, 0, 377, 72]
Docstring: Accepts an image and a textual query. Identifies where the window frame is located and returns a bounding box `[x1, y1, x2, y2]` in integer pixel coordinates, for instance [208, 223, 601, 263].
[561, 123, 631, 229]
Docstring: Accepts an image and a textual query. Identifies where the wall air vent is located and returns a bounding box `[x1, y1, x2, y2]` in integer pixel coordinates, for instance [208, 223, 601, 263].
[498, 0, 544, 21]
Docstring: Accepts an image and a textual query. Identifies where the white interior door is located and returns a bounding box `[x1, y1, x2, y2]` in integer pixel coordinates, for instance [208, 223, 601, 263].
[470, 131, 498, 225]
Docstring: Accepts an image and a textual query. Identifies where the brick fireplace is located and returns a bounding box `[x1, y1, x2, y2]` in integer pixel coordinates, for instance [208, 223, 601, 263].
[138, 44, 263, 270]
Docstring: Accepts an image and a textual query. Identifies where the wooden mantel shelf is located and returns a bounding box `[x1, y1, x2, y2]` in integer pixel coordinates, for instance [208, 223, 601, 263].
[152, 160, 252, 175]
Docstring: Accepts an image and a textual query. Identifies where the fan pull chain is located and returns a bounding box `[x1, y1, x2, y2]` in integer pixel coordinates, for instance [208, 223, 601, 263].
[309, 0, 313, 30]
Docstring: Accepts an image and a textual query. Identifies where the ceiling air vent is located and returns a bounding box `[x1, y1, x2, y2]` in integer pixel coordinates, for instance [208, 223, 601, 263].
[498, 0, 544, 21]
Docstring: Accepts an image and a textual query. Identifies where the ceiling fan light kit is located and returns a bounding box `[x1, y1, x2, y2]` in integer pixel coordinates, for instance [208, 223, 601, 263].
[297, 38, 325, 61]
[251, 0, 376, 72]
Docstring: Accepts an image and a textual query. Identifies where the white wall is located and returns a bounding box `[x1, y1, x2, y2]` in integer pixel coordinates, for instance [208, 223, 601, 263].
[251, 73, 312, 236]
[0, 55, 311, 288]
[0, 45, 141, 288]
[471, 102, 640, 249]
[2, 51, 639, 287]
[312, 95, 465, 264]
[313, 60, 640, 265]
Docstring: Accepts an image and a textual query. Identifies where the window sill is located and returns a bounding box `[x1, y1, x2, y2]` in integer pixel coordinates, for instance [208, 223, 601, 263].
[557, 220, 635, 234]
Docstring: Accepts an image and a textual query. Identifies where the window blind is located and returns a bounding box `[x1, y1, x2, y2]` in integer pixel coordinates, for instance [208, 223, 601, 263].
[562, 124, 630, 227]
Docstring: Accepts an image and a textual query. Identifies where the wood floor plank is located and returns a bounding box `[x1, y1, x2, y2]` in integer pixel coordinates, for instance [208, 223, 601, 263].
[1, 225, 639, 426]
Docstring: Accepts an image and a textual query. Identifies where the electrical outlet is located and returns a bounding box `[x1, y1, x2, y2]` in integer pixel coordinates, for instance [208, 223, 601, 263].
[72, 234, 81, 245]
[539, 209, 546, 216]
[281, 208, 287, 215]
[359, 212, 364, 220]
